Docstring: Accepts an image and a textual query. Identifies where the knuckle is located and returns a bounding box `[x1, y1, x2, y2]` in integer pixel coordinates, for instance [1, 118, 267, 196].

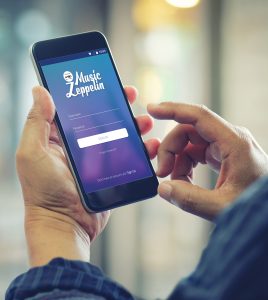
[180, 193, 191, 211]
[179, 197, 194, 213]
[234, 125, 253, 149]
[196, 104, 210, 117]
[236, 125, 252, 137]
[27, 108, 39, 122]
[175, 188, 191, 211]
[178, 197, 189, 211]
[235, 125, 253, 141]
[16, 148, 29, 164]
[176, 188, 198, 214]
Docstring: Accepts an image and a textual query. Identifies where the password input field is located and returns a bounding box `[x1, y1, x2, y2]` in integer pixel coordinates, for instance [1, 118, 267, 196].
[77, 128, 128, 148]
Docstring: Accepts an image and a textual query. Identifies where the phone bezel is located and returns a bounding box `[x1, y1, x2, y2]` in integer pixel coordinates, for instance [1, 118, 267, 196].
[31, 31, 158, 212]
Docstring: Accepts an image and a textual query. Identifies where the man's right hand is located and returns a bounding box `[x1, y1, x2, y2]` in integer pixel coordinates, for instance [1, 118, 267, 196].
[148, 102, 268, 221]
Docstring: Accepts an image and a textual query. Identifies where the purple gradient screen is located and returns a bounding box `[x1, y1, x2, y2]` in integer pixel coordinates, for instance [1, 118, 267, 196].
[41, 50, 152, 194]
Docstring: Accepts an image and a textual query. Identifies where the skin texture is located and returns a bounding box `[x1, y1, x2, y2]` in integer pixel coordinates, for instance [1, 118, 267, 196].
[148, 102, 268, 221]
[16, 86, 160, 266]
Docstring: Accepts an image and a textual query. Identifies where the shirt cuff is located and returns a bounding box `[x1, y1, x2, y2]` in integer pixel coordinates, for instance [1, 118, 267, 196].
[6, 257, 135, 300]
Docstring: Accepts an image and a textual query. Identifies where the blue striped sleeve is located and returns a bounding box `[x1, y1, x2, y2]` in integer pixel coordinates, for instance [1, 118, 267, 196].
[168, 176, 268, 300]
[6, 258, 135, 300]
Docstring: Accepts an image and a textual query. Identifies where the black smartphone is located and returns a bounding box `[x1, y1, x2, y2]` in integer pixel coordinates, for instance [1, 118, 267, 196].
[30, 31, 158, 212]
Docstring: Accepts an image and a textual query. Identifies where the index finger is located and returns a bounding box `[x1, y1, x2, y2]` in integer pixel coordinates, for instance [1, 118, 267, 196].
[147, 102, 235, 143]
[157, 124, 207, 177]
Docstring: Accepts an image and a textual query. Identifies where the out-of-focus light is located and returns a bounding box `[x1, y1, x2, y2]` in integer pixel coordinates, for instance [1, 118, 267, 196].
[138, 68, 163, 106]
[0, 10, 11, 50]
[142, 29, 182, 66]
[166, 0, 200, 8]
[15, 10, 51, 45]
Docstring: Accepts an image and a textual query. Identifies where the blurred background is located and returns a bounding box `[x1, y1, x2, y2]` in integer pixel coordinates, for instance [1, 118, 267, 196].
[1, 0, 268, 298]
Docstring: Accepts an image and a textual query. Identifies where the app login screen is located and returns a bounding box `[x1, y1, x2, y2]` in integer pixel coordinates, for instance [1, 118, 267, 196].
[41, 49, 152, 193]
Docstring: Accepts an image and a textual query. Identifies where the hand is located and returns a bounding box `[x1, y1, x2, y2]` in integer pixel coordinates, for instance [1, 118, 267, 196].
[16, 86, 159, 266]
[148, 102, 268, 221]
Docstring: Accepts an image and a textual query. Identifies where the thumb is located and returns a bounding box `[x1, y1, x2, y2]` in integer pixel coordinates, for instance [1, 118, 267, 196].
[158, 180, 222, 221]
[20, 86, 55, 151]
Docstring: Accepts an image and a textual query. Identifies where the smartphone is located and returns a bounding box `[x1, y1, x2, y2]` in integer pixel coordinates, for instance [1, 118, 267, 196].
[30, 31, 158, 212]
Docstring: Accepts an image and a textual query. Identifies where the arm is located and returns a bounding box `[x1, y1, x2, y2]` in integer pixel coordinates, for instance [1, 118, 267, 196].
[168, 176, 268, 300]
[25, 207, 90, 267]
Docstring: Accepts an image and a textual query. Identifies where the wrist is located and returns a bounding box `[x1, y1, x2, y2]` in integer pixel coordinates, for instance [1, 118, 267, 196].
[25, 206, 90, 267]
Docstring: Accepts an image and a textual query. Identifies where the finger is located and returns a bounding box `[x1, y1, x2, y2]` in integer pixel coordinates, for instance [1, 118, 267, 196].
[205, 144, 222, 172]
[158, 180, 222, 221]
[124, 86, 138, 104]
[20, 86, 55, 152]
[49, 122, 61, 145]
[157, 124, 207, 177]
[171, 144, 207, 179]
[171, 153, 193, 180]
[135, 115, 153, 135]
[148, 102, 235, 143]
[144, 138, 161, 159]
[184, 143, 207, 164]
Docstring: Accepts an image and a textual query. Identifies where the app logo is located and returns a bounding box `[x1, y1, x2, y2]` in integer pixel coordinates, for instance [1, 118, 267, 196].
[63, 69, 105, 98]
[63, 71, 73, 82]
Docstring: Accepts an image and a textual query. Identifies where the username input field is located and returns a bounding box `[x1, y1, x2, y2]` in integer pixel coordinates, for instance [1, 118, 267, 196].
[77, 128, 128, 148]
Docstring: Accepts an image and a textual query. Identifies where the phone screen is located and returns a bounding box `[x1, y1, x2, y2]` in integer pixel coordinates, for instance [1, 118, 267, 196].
[40, 48, 153, 194]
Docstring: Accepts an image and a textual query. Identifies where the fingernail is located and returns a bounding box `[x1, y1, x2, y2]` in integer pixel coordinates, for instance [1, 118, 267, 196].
[159, 183, 172, 201]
